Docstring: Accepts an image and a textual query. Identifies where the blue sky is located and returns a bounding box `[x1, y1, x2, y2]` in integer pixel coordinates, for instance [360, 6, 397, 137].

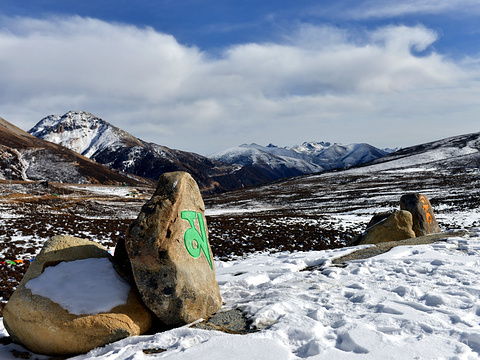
[1, 0, 480, 155]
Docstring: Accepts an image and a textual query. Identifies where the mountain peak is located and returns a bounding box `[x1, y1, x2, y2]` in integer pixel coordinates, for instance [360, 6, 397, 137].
[30, 111, 107, 136]
[29, 111, 142, 158]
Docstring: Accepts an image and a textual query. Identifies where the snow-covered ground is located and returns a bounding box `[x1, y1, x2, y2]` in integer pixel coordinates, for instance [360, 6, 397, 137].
[2, 229, 480, 359]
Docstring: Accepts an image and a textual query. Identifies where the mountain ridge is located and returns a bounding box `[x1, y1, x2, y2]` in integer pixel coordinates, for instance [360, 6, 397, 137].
[209, 141, 391, 179]
[0, 116, 147, 185]
[29, 111, 272, 193]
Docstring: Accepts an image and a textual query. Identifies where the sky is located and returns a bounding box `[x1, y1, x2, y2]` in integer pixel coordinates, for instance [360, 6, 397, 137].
[1, 0, 480, 155]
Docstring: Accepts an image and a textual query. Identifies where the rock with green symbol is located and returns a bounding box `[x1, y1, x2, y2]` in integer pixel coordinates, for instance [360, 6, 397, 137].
[117, 171, 222, 327]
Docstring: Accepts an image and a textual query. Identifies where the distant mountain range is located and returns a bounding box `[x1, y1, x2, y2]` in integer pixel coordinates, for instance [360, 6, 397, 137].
[205, 131, 480, 216]
[27, 111, 392, 191]
[209, 142, 391, 179]
[8, 110, 475, 194]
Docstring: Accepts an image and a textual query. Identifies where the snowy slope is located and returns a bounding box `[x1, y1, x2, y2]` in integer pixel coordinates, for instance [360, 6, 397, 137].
[349, 132, 480, 173]
[209, 142, 390, 179]
[3, 230, 480, 359]
[29, 111, 142, 158]
[209, 145, 324, 179]
[295, 142, 389, 169]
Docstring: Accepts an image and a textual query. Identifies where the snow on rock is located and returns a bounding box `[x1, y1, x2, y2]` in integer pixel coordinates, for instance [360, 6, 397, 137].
[25, 258, 131, 315]
[3, 233, 480, 359]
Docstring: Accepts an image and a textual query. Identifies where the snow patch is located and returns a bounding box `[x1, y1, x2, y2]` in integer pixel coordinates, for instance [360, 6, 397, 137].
[25, 258, 131, 315]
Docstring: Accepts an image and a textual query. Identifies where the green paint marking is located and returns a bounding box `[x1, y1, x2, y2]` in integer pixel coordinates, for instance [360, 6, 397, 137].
[181, 210, 213, 270]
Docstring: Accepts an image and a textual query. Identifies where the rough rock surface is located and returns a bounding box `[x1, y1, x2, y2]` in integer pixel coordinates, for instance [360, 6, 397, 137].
[124, 171, 222, 327]
[358, 210, 416, 245]
[193, 309, 253, 334]
[365, 212, 393, 229]
[400, 193, 441, 236]
[3, 235, 152, 356]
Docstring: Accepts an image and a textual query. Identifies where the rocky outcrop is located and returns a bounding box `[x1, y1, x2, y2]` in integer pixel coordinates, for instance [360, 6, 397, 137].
[400, 193, 441, 236]
[353, 193, 441, 246]
[122, 172, 222, 326]
[3, 235, 152, 356]
[121, 171, 222, 327]
[356, 210, 416, 245]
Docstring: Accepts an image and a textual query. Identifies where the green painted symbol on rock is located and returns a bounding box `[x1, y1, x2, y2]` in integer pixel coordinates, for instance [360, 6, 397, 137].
[181, 210, 213, 269]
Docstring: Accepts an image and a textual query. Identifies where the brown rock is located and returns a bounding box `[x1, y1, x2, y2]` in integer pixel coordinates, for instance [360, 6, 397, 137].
[3, 235, 152, 356]
[359, 210, 416, 245]
[349, 212, 396, 246]
[400, 193, 441, 236]
[125, 171, 222, 327]
[365, 212, 393, 229]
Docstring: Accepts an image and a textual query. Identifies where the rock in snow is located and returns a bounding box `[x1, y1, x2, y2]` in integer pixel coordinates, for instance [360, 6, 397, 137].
[351, 193, 441, 246]
[358, 210, 416, 245]
[400, 193, 442, 236]
[3, 235, 152, 356]
[122, 171, 222, 326]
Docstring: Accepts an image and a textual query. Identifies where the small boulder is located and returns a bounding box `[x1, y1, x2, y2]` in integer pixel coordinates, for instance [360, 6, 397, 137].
[400, 193, 441, 236]
[358, 210, 416, 245]
[365, 212, 393, 229]
[3, 235, 152, 356]
[124, 171, 222, 327]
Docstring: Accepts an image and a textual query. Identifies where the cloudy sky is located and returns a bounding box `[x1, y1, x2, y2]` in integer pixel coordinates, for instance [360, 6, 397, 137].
[1, 0, 480, 155]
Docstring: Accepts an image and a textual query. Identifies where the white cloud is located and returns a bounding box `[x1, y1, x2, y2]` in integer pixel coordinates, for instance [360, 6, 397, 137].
[346, 0, 480, 19]
[0, 16, 479, 154]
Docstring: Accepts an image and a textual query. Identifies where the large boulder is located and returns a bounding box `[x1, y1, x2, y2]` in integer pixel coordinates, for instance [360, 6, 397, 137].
[358, 210, 416, 245]
[121, 171, 222, 327]
[3, 235, 152, 356]
[400, 193, 441, 236]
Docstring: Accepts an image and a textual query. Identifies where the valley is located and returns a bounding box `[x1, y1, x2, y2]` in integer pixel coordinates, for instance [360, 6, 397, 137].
[1, 113, 480, 358]
[1, 155, 479, 316]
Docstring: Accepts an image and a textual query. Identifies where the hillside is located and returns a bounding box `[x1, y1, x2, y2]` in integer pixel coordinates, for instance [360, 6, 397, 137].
[351, 131, 480, 171]
[204, 131, 480, 254]
[0, 116, 146, 185]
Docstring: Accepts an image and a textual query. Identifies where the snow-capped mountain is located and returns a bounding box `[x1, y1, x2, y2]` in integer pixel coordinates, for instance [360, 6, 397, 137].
[290, 141, 391, 168]
[209, 142, 390, 179]
[29, 111, 271, 193]
[29, 111, 142, 158]
[29, 111, 143, 159]
[208, 145, 324, 180]
[0, 116, 145, 185]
